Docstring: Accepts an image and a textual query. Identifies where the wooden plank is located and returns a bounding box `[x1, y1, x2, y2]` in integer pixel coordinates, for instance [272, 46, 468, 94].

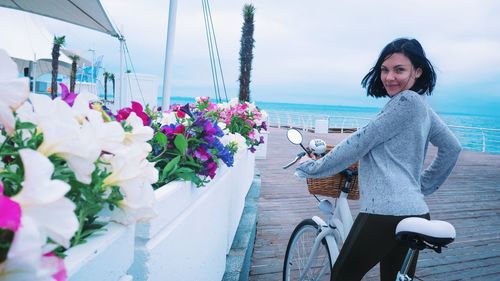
[249, 127, 500, 281]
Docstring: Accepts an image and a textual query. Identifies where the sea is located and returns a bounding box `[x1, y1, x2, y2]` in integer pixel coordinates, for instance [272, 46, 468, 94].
[170, 96, 499, 129]
[170, 96, 500, 153]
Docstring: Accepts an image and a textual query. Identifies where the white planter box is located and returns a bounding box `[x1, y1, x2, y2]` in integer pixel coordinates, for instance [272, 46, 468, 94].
[65, 222, 135, 281]
[226, 150, 255, 252]
[255, 131, 269, 159]
[129, 150, 255, 281]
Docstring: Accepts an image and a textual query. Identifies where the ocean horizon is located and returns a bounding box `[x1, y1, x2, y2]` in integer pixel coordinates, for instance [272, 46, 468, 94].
[169, 96, 500, 130]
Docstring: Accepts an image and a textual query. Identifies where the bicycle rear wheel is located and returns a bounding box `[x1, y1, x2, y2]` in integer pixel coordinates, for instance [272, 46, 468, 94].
[283, 219, 332, 281]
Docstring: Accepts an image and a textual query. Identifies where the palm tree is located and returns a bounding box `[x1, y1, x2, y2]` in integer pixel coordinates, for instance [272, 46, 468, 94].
[103, 71, 110, 100]
[238, 4, 255, 103]
[69, 55, 79, 93]
[51, 36, 65, 99]
[109, 73, 115, 101]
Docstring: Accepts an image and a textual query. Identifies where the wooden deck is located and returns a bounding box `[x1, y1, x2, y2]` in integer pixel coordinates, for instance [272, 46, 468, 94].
[250, 127, 500, 281]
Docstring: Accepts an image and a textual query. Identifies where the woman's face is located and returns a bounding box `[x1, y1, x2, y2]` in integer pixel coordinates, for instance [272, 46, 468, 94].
[380, 53, 422, 97]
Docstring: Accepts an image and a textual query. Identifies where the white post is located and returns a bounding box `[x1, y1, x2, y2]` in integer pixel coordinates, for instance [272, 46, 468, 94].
[89, 48, 95, 84]
[119, 35, 125, 109]
[32, 54, 37, 93]
[161, 0, 178, 110]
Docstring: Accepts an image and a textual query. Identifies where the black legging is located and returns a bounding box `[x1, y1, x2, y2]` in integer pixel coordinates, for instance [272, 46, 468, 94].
[330, 212, 430, 281]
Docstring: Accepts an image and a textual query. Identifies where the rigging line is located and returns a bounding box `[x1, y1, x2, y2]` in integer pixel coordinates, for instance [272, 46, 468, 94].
[122, 47, 134, 104]
[205, 0, 228, 102]
[202, 0, 221, 103]
[123, 40, 146, 105]
[203, 0, 221, 103]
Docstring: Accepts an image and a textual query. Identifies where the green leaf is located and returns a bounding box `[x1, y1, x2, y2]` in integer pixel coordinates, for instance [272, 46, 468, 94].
[153, 132, 168, 146]
[16, 121, 37, 130]
[174, 134, 188, 155]
[162, 156, 181, 180]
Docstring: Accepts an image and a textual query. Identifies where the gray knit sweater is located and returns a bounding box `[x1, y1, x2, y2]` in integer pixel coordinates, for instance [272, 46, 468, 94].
[296, 90, 462, 216]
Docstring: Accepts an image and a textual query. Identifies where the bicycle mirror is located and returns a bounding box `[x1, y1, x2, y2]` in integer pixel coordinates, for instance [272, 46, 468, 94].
[287, 129, 303, 145]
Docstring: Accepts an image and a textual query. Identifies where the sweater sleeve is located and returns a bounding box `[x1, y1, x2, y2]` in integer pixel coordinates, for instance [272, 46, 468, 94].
[295, 91, 423, 178]
[420, 110, 462, 195]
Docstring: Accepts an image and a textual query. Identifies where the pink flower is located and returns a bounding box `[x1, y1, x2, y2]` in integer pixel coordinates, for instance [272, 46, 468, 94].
[245, 119, 255, 127]
[248, 130, 255, 141]
[176, 109, 186, 118]
[44, 252, 68, 281]
[194, 147, 211, 161]
[116, 101, 150, 126]
[0, 182, 21, 232]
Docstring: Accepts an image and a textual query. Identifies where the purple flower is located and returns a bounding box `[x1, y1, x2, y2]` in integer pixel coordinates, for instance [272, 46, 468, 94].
[261, 121, 268, 131]
[60, 83, 77, 106]
[194, 146, 212, 161]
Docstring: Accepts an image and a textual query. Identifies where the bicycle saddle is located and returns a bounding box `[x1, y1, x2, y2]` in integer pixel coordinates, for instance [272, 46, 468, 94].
[395, 217, 456, 252]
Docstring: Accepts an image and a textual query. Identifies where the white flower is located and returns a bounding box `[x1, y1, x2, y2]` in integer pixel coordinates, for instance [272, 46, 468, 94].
[71, 91, 100, 124]
[247, 102, 257, 111]
[228, 97, 239, 107]
[221, 133, 247, 151]
[123, 112, 154, 156]
[218, 121, 227, 131]
[0, 217, 57, 281]
[217, 102, 229, 111]
[261, 110, 269, 121]
[158, 111, 177, 126]
[12, 149, 78, 248]
[86, 109, 126, 154]
[30, 94, 101, 184]
[0, 49, 30, 135]
[103, 146, 158, 224]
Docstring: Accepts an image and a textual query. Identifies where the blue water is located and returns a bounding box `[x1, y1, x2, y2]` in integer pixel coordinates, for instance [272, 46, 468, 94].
[170, 96, 500, 153]
[170, 96, 500, 129]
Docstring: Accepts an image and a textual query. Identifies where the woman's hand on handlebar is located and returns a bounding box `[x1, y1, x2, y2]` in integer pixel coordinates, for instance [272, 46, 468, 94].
[299, 153, 317, 164]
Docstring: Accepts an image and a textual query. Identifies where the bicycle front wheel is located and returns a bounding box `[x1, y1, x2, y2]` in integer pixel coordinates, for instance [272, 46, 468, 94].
[283, 219, 332, 281]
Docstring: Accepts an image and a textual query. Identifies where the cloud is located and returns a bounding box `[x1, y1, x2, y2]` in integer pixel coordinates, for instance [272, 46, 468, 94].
[27, 0, 500, 113]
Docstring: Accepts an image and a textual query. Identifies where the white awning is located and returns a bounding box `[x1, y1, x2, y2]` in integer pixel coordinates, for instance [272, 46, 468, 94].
[0, 9, 76, 77]
[0, 0, 119, 37]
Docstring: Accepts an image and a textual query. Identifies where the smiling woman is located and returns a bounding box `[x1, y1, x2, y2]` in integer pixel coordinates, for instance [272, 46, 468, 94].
[296, 38, 462, 280]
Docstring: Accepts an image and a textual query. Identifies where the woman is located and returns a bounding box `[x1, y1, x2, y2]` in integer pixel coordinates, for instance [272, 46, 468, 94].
[295, 38, 462, 280]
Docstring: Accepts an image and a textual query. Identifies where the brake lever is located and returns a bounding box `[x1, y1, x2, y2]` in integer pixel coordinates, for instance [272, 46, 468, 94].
[282, 152, 307, 169]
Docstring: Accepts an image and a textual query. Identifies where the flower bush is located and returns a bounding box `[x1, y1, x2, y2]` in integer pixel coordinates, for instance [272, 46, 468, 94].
[148, 103, 236, 188]
[194, 97, 268, 152]
[145, 97, 267, 188]
[0, 50, 157, 280]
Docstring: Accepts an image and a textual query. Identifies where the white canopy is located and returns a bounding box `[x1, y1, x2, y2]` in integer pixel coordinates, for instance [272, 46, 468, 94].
[0, 9, 77, 78]
[0, 0, 119, 37]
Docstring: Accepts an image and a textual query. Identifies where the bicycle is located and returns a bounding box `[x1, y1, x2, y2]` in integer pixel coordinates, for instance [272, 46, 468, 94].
[282, 128, 456, 281]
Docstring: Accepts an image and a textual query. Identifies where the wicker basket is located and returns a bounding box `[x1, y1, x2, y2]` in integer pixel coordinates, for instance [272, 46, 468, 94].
[306, 145, 360, 200]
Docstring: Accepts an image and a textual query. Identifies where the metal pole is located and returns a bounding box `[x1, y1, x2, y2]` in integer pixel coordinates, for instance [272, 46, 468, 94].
[161, 0, 178, 110]
[88, 48, 95, 84]
[32, 54, 37, 93]
[119, 35, 125, 108]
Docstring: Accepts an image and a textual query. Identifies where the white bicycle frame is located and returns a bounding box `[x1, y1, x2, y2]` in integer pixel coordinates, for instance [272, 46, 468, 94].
[298, 190, 353, 280]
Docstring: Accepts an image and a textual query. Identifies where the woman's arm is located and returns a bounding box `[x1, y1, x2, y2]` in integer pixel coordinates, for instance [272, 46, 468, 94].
[420, 111, 462, 195]
[296, 91, 424, 178]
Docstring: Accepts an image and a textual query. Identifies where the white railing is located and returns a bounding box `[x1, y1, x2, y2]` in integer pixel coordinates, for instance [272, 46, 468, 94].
[447, 125, 500, 153]
[266, 111, 500, 154]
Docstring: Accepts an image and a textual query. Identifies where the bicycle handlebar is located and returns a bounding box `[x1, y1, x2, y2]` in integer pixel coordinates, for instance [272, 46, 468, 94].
[282, 152, 307, 169]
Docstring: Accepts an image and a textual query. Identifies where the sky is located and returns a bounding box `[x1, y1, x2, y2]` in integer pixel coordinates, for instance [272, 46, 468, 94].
[7, 0, 500, 116]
